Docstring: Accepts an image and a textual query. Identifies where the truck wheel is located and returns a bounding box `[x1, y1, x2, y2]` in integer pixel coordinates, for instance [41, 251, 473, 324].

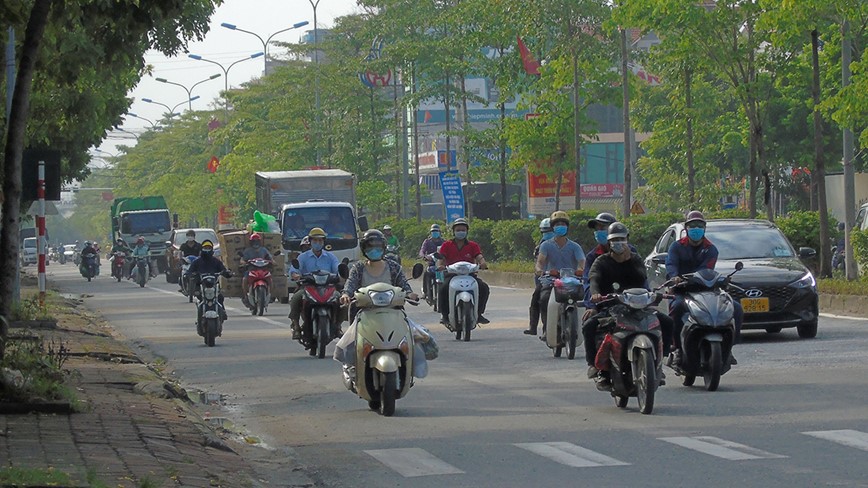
[157, 256, 168, 274]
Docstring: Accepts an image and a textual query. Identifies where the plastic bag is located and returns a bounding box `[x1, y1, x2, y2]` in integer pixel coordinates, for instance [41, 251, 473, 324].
[413, 344, 428, 378]
[252, 210, 278, 233]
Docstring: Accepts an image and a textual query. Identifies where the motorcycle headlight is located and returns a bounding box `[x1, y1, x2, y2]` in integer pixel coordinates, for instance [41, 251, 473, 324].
[203, 287, 217, 300]
[791, 272, 816, 290]
[368, 289, 395, 307]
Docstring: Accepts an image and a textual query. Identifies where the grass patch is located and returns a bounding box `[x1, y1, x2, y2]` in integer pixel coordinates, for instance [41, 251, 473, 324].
[0, 466, 74, 485]
[488, 260, 534, 274]
[818, 278, 868, 296]
[0, 334, 76, 404]
[10, 294, 55, 321]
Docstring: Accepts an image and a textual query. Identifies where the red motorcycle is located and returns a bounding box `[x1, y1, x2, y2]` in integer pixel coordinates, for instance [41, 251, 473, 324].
[244, 258, 273, 316]
[110, 251, 126, 282]
[298, 269, 344, 359]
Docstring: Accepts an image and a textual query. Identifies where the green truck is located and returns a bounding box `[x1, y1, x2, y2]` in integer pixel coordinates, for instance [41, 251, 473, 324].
[110, 196, 172, 273]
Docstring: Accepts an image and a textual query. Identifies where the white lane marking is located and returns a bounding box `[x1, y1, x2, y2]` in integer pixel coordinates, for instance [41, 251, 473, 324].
[364, 448, 464, 477]
[659, 437, 787, 460]
[514, 442, 629, 468]
[803, 430, 868, 452]
[151, 286, 180, 297]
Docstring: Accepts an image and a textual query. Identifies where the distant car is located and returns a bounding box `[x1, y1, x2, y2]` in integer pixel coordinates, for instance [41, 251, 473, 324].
[20, 237, 38, 267]
[165, 228, 220, 284]
[645, 219, 819, 339]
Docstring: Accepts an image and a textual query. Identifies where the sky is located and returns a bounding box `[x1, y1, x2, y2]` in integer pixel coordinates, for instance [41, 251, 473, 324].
[95, 0, 360, 160]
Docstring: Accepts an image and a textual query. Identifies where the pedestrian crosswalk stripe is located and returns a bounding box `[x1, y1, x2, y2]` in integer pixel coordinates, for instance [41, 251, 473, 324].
[364, 448, 464, 477]
[658, 437, 787, 460]
[514, 442, 630, 468]
[803, 430, 868, 452]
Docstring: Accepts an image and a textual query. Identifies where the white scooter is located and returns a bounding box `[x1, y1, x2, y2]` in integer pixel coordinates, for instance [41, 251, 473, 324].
[540, 269, 584, 359]
[343, 264, 423, 417]
[444, 260, 480, 341]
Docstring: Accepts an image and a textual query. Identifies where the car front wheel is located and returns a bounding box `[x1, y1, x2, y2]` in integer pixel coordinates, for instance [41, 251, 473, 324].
[797, 319, 818, 339]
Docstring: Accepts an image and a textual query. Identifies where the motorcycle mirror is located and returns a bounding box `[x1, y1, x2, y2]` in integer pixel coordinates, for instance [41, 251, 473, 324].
[735, 261, 744, 271]
[411, 262, 424, 279]
[338, 263, 349, 279]
[342, 257, 350, 265]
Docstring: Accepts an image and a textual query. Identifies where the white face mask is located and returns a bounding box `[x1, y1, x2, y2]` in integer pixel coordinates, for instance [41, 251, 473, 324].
[187, 237, 195, 242]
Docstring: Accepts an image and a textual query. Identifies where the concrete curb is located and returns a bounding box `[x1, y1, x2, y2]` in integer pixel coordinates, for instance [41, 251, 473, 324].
[483, 270, 868, 319]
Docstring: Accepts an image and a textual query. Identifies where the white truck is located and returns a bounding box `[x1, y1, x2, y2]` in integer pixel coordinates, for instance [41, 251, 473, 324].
[254, 169, 368, 265]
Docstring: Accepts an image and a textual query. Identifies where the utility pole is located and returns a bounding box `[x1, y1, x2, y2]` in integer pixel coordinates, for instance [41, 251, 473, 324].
[620, 28, 633, 217]
[842, 20, 857, 280]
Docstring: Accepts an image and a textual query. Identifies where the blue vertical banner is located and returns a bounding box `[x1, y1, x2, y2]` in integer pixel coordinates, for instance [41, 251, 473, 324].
[439, 170, 466, 223]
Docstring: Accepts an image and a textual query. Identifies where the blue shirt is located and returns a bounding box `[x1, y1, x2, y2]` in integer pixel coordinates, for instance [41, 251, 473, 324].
[297, 249, 339, 275]
[539, 238, 585, 273]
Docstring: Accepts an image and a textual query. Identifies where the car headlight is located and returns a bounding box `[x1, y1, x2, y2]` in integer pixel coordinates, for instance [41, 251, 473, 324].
[791, 272, 816, 289]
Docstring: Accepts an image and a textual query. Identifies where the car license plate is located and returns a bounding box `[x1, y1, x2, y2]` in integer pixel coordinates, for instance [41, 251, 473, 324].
[741, 297, 769, 313]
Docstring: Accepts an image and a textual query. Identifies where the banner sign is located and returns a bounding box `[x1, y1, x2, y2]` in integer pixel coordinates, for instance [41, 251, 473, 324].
[439, 171, 466, 223]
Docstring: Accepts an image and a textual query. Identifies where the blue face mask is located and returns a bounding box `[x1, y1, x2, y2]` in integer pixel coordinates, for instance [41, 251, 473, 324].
[687, 228, 705, 241]
[454, 231, 467, 240]
[431, 232, 441, 239]
[553, 225, 568, 237]
[610, 242, 628, 254]
[594, 230, 608, 245]
[311, 242, 324, 252]
[365, 248, 384, 260]
[542, 231, 555, 241]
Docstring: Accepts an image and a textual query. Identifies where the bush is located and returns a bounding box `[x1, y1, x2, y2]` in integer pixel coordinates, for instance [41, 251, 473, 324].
[775, 211, 838, 252]
[851, 228, 868, 275]
[621, 212, 683, 256]
[0, 336, 73, 403]
[491, 219, 539, 261]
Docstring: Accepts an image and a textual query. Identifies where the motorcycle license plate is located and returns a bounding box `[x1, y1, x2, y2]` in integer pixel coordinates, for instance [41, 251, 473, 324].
[741, 297, 769, 313]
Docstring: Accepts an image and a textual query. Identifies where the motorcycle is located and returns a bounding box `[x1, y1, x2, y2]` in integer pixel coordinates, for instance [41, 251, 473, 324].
[664, 262, 743, 391]
[180, 255, 198, 303]
[443, 260, 480, 341]
[194, 272, 228, 347]
[540, 269, 584, 359]
[79, 254, 98, 281]
[109, 251, 127, 282]
[591, 288, 665, 414]
[295, 262, 347, 359]
[73, 249, 82, 266]
[422, 253, 444, 312]
[831, 243, 845, 271]
[385, 244, 401, 265]
[61, 248, 71, 264]
[343, 274, 422, 417]
[244, 258, 273, 316]
[130, 256, 150, 288]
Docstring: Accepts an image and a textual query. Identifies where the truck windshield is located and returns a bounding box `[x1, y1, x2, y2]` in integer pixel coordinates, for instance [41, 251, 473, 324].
[122, 212, 171, 235]
[282, 207, 356, 239]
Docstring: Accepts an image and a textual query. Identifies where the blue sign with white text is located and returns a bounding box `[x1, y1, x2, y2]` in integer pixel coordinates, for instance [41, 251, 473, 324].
[439, 171, 466, 223]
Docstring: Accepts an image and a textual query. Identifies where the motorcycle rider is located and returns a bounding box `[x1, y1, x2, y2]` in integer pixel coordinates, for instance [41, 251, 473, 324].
[287, 236, 311, 279]
[185, 240, 230, 321]
[666, 210, 742, 365]
[524, 218, 554, 335]
[289, 227, 340, 341]
[130, 236, 151, 279]
[584, 222, 674, 384]
[240, 233, 274, 308]
[109, 238, 132, 279]
[535, 211, 585, 334]
[436, 218, 491, 325]
[582, 212, 638, 309]
[418, 224, 445, 300]
[832, 221, 846, 270]
[177, 229, 203, 291]
[79, 241, 99, 276]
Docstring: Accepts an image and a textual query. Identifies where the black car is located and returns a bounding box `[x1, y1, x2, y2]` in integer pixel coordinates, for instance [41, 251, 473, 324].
[645, 219, 819, 338]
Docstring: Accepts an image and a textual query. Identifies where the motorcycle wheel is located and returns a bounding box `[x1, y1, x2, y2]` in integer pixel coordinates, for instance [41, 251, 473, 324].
[317, 315, 329, 359]
[368, 399, 381, 411]
[87, 276, 92, 282]
[187, 280, 195, 303]
[682, 374, 696, 387]
[205, 318, 218, 347]
[463, 304, 472, 342]
[379, 371, 397, 417]
[566, 309, 579, 360]
[454, 303, 462, 340]
[703, 341, 722, 392]
[614, 394, 629, 408]
[636, 349, 656, 414]
[553, 345, 562, 358]
[256, 287, 266, 316]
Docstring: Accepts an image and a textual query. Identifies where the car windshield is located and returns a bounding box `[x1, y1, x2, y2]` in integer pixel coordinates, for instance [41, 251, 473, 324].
[707, 225, 795, 260]
[281, 207, 356, 239]
[174, 230, 218, 246]
[121, 211, 171, 235]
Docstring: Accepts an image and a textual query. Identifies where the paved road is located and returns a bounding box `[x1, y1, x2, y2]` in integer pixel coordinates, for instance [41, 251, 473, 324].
[51, 264, 868, 487]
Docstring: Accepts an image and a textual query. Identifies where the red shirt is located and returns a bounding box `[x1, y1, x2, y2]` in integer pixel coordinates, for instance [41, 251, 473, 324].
[439, 239, 482, 265]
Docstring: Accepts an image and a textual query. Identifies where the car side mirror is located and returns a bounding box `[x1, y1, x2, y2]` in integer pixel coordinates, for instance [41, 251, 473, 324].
[799, 247, 817, 258]
[357, 215, 369, 232]
[338, 263, 350, 279]
[651, 253, 666, 265]
[411, 262, 424, 279]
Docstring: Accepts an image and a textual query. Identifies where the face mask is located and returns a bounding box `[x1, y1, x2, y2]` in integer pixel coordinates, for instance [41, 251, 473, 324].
[252, 241, 261, 248]
[431, 231, 441, 239]
[187, 237, 195, 242]
[687, 228, 705, 241]
[202, 249, 213, 257]
[553, 225, 568, 237]
[365, 248, 384, 260]
[542, 232, 555, 241]
[594, 230, 608, 245]
[454, 231, 468, 240]
[311, 242, 324, 252]
[610, 242, 628, 254]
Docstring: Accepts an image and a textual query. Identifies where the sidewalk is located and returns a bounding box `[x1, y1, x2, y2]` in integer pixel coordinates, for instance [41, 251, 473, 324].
[0, 285, 312, 487]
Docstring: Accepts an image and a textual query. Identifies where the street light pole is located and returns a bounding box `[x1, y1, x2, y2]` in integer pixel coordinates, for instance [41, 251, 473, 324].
[187, 52, 264, 93]
[309, 0, 322, 166]
[125, 112, 155, 128]
[221, 21, 309, 74]
[141, 98, 176, 119]
[155, 74, 220, 110]
[172, 95, 199, 114]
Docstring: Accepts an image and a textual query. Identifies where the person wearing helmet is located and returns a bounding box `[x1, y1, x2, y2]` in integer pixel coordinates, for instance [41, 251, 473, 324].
[666, 210, 741, 366]
[240, 233, 275, 308]
[832, 221, 846, 271]
[523, 218, 555, 335]
[79, 241, 100, 276]
[383, 225, 400, 252]
[186, 240, 231, 323]
[289, 227, 340, 341]
[436, 218, 491, 325]
[584, 222, 674, 385]
[130, 236, 153, 279]
[531, 211, 586, 335]
[176, 230, 203, 292]
[418, 224, 446, 300]
[581, 212, 637, 309]
[110, 238, 133, 279]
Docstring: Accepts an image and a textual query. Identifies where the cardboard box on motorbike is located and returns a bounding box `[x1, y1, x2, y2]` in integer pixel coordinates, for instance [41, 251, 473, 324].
[218, 230, 286, 299]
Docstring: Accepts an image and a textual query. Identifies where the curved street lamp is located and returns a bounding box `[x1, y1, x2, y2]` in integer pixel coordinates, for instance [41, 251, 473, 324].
[187, 52, 265, 92]
[125, 112, 155, 128]
[154, 73, 221, 110]
[220, 20, 309, 74]
[141, 98, 176, 119]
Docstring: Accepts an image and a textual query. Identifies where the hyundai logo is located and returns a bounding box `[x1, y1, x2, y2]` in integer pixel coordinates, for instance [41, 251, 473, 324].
[745, 289, 763, 298]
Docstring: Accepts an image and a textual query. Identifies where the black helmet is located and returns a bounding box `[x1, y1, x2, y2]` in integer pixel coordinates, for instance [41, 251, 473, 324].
[360, 229, 385, 250]
[837, 222, 846, 232]
[587, 212, 616, 229]
[606, 222, 629, 241]
[451, 218, 469, 230]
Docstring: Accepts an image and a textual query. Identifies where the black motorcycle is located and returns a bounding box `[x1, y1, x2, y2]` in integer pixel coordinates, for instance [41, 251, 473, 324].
[194, 272, 229, 347]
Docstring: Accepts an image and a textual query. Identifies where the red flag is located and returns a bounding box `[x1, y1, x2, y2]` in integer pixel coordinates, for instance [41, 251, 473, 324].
[423, 110, 432, 123]
[517, 36, 540, 76]
[207, 156, 219, 173]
